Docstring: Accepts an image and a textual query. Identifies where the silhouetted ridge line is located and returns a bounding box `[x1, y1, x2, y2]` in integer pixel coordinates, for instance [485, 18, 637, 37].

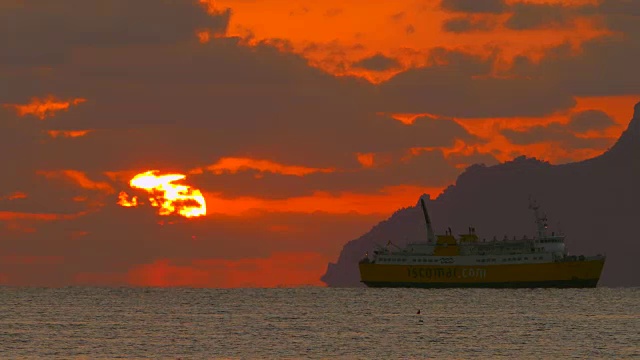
[614, 101, 639, 146]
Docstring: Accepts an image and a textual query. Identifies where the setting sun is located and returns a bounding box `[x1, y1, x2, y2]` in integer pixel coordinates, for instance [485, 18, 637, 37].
[118, 170, 206, 218]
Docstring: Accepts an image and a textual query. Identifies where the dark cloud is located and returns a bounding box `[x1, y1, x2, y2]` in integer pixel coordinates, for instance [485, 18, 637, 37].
[180, 117, 489, 199]
[0, 110, 479, 201]
[568, 110, 617, 133]
[503, 1, 640, 97]
[2, 34, 488, 181]
[0, 0, 230, 66]
[498, 0, 640, 100]
[439, 0, 637, 34]
[0, 37, 378, 171]
[510, 32, 640, 97]
[3, 0, 633, 198]
[352, 53, 401, 71]
[505, 3, 581, 30]
[391, 12, 405, 22]
[405, 24, 416, 34]
[189, 148, 480, 200]
[598, 0, 640, 16]
[379, 48, 575, 118]
[442, 16, 496, 33]
[324, 8, 343, 17]
[440, 0, 506, 14]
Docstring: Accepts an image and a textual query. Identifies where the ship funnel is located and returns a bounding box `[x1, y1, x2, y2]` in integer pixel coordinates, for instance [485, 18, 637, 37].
[420, 198, 436, 243]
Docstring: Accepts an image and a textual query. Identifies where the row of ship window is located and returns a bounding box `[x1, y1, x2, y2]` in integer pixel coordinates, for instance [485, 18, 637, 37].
[379, 256, 546, 263]
[413, 258, 440, 263]
[477, 256, 545, 262]
[379, 258, 438, 262]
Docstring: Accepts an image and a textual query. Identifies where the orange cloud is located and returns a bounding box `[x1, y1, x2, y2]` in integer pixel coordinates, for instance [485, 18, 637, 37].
[3, 222, 36, 233]
[0, 211, 80, 221]
[196, 29, 211, 43]
[1, 209, 89, 236]
[46, 130, 92, 138]
[211, 0, 610, 82]
[573, 96, 639, 130]
[203, 184, 445, 216]
[126, 252, 329, 288]
[104, 170, 141, 184]
[2, 191, 27, 200]
[38, 170, 114, 193]
[391, 95, 638, 164]
[356, 153, 375, 168]
[198, 0, 223, 15]
[454, 118, 588, 163]
[387, 113, 439, 125]
[3, 96, 86, 119]
[118, 170, 206, 218]
[199, 157, 335, 176]
[407, 138, 483, 168]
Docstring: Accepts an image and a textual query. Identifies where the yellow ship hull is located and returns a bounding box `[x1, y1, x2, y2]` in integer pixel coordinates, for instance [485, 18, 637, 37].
[359, 259, 605, 288]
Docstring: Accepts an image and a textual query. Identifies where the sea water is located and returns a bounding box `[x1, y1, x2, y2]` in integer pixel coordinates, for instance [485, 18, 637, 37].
[0, 287, 638, 359]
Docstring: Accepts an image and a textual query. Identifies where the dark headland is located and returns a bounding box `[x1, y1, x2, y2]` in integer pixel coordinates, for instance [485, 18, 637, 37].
[322, 102, 640, 287]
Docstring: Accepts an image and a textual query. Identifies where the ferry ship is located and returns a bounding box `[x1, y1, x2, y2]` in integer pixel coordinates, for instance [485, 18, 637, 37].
[359, 198, 606, 288]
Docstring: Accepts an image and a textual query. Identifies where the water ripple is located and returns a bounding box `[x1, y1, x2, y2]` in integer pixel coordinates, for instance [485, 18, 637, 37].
[0, 287, 638, 359]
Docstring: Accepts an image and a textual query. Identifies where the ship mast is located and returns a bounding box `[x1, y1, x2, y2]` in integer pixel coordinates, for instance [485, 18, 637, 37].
[420, 198, 436, 243]
[528, 196, 548, 239]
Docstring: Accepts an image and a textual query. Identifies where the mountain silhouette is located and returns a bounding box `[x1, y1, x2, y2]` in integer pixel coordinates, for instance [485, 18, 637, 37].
[322, 101, 640, 287]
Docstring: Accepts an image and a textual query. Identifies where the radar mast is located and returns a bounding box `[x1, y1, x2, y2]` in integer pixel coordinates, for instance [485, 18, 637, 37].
[528, 196, 548, 239]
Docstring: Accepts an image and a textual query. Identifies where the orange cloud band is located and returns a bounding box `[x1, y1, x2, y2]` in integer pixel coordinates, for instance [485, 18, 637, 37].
[4, 96, 86, 119]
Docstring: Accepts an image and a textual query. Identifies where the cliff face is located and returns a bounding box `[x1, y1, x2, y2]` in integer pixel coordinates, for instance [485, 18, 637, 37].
[322, 102, 640, 287]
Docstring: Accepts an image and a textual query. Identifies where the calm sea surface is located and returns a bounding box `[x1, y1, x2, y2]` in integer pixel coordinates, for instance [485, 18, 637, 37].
[0, 287, 638, 359]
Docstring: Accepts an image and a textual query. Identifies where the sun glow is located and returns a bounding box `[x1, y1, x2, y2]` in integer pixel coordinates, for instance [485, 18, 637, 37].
[118, 170, 206, 218]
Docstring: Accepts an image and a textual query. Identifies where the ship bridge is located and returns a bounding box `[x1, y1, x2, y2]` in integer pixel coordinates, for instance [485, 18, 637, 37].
[535, 236, 566, 256]
[529, 197, 567, 257]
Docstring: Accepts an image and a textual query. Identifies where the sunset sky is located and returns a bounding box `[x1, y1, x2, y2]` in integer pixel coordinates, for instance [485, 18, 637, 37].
[1, 0, 639, 287]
